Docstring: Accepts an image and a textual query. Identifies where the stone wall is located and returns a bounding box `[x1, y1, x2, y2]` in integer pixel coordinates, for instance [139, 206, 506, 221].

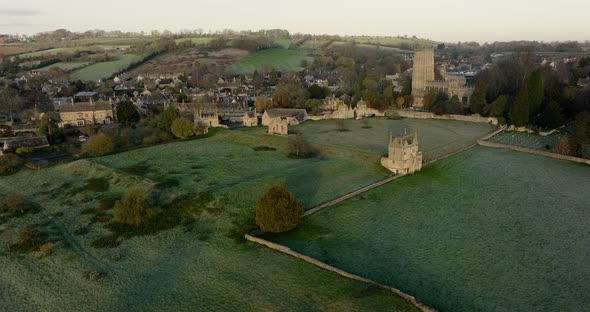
[478, 139, 590, 165]
[245, 234, 436, 312]
[396, 110, 498, 126]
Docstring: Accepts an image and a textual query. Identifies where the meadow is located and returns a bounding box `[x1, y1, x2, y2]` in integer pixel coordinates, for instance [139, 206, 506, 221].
[226, 48, 313, 75]
[265, 146, 590, 312]
[345, 36, 437, 48]
[38, 62, 91, 72]
[71, 54, 146, 81]
[0, 119, 493, 311]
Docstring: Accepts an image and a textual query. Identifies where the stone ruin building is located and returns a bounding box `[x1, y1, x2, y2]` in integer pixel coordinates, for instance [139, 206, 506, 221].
[381, 132, 423, 175]
[412, 47, 473, 108]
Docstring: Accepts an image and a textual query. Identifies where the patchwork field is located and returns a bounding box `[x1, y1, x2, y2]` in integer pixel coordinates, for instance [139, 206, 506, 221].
[130, 48, 248, 75]
[265, 146, 590, 312]
[226, 48, 313, 75]
[0, 119, 493, 311]
[71, 54, 146, 81]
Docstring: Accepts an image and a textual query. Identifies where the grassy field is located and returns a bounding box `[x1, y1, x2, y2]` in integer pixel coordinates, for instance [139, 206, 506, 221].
[71, 54, 145, 81]
[174, 37, 214, 45]
[0, 119, 493, 311]
[265, 146, 590, 312]
[226, 48, 313, 75]
[291, 118, 495, 162]
[345, 36, 437, 47]
[38, 62, 91, 72]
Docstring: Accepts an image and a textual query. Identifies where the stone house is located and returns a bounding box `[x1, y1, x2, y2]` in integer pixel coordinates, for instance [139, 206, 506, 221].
[261, 109, 308, 126]
[268, 118, 289, 135]
[243, 110, 258, 127]
[194, 106, 220, 128]
[381, 132, 423, 175]
[55, 99, 114, 127]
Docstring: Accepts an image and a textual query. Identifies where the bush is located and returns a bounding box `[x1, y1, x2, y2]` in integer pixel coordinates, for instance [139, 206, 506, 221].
[0, 193, 35, 215]
[255, 186, 303, 233]
[113, 191, 161, 226]
[0, 154, 22, 176]
[39, 242, 53, 257]
[555, 138, 572, 155]
[287, 135, 314, 158]
[81, 133, 115, 157]
[17, 226, 41, 248]
[15, 147, 34, 154]
[170, 118, 196, 139]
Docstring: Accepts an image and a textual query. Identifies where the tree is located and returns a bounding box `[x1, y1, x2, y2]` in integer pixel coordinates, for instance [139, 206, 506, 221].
[401, 77, 412, 96]
[304, 99, 322, 115]
[254, 96, 275, 112]
[157, 106, 180, 132]
[0, 154, 22, 176]
[539, 101, 562, 129]
[423, 89, 439, 111]
[571, 112, 590, 157]
[470, 85, 486, 115]
[287, 135, 313, 158]
[510, 87, 530, 127]
[170, 118, 195, 139]
[272, 80, 308, 108]
[116, 101, 140, 125]
[37, 112, 61, 144]
[0, 87, 23, 122]
[527, 69, 544, 118]
[554, 138, 572, 155]
[484, 95, 507, 117]
[81, 133, 115, 157]
[255, 186, 303, 233]
[308, 84, 328, 99]
[395, 97, 406, 108]
[113, 191, 160, 226]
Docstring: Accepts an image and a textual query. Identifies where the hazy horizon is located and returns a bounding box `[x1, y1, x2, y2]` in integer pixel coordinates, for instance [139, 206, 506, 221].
[1, 0, 589, 43]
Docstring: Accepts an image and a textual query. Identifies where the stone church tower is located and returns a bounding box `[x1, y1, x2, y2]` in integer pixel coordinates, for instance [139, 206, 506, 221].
[411, 47, 473, 108]
[380, 132, 423, 175]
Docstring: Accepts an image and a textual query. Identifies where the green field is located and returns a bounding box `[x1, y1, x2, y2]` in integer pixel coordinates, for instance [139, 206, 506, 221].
[71, 54, 145, 81]
[0, 120, 494, 311]
[174, 37, 214, 45]
[291, 118, 495, 162]
[266, 146, 590, 312]
[16, 47, 89, 59]
[226, 48, 313, 74]
[345, 36, 437, 47]
[38, 62, 91, 72]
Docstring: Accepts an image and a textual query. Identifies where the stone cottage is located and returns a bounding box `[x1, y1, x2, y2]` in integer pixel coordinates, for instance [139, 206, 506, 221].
[261, 109, 308, 126]
[55, 99, 114, 127]
[268, 118, 289, 135]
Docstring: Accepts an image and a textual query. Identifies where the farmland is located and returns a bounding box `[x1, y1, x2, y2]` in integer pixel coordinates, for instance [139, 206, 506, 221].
[130, 48, 248, 75]
[0, 119, 494, 311]
[38, 62, 91, 72]
[226, 48, 313, 75]
[71, 53, 146, 81]
[265, 146, 590, 312]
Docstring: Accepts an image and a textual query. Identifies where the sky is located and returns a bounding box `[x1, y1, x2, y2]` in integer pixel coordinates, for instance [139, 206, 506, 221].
[0, 0, 589, 43]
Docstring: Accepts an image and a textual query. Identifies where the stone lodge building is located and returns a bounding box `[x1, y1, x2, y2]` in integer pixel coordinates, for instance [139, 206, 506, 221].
[381, 132, 423, 175]
[268, 118, 289, 135]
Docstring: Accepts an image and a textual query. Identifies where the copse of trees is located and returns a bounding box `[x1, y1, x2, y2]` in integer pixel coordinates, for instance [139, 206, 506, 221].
[158, 106, 181, 133]
[116, 101, 140, 125]
[81, 133, 115, 157]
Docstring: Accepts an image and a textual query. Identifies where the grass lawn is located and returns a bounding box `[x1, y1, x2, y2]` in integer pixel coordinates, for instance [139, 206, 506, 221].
[0, 120, 495, 311]
[226, 48, 313, 75]
[265, 146, 590, 312]
[71, 54, 145, 81]
[292, 118, 495, 162]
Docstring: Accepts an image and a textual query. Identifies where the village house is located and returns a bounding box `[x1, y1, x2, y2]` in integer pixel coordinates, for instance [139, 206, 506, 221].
[381, 132, 423, 175]
[194, 105, 220, 128]
[242, 110, 258, 127]
[55, 98, 115, 127]
[268, 118, 289, 135]
[261, 109, 308, 126]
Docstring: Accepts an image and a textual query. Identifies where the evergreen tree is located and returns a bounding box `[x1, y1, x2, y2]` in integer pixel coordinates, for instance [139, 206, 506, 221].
[469, 85, 486, 115]
[527, 69, 544, 118]
[157, 106, 180, 132]
[116, 101, 140, 125]
[539, 101, 562, 129]
[510, 87, 530, 126]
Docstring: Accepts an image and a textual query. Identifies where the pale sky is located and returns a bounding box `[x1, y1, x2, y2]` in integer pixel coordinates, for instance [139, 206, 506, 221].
[0, 0, 589, 43]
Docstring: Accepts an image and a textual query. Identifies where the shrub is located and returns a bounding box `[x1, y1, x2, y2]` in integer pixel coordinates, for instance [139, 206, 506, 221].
[157, 106, 180, 132]
[39, 242, 53, 257]
[0, 193, 35, 215]
[0, 154, 22, 176]
[113, 191, 160, 226]
[15, 147, 34, 154]
[555, 138, 572, 155]
[255, 186, 303, 233]
[81, 133, 115, 157]
[17, 226, 41, 247]
[287, 135, 314, 158]
[170, 118, 196, 139]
